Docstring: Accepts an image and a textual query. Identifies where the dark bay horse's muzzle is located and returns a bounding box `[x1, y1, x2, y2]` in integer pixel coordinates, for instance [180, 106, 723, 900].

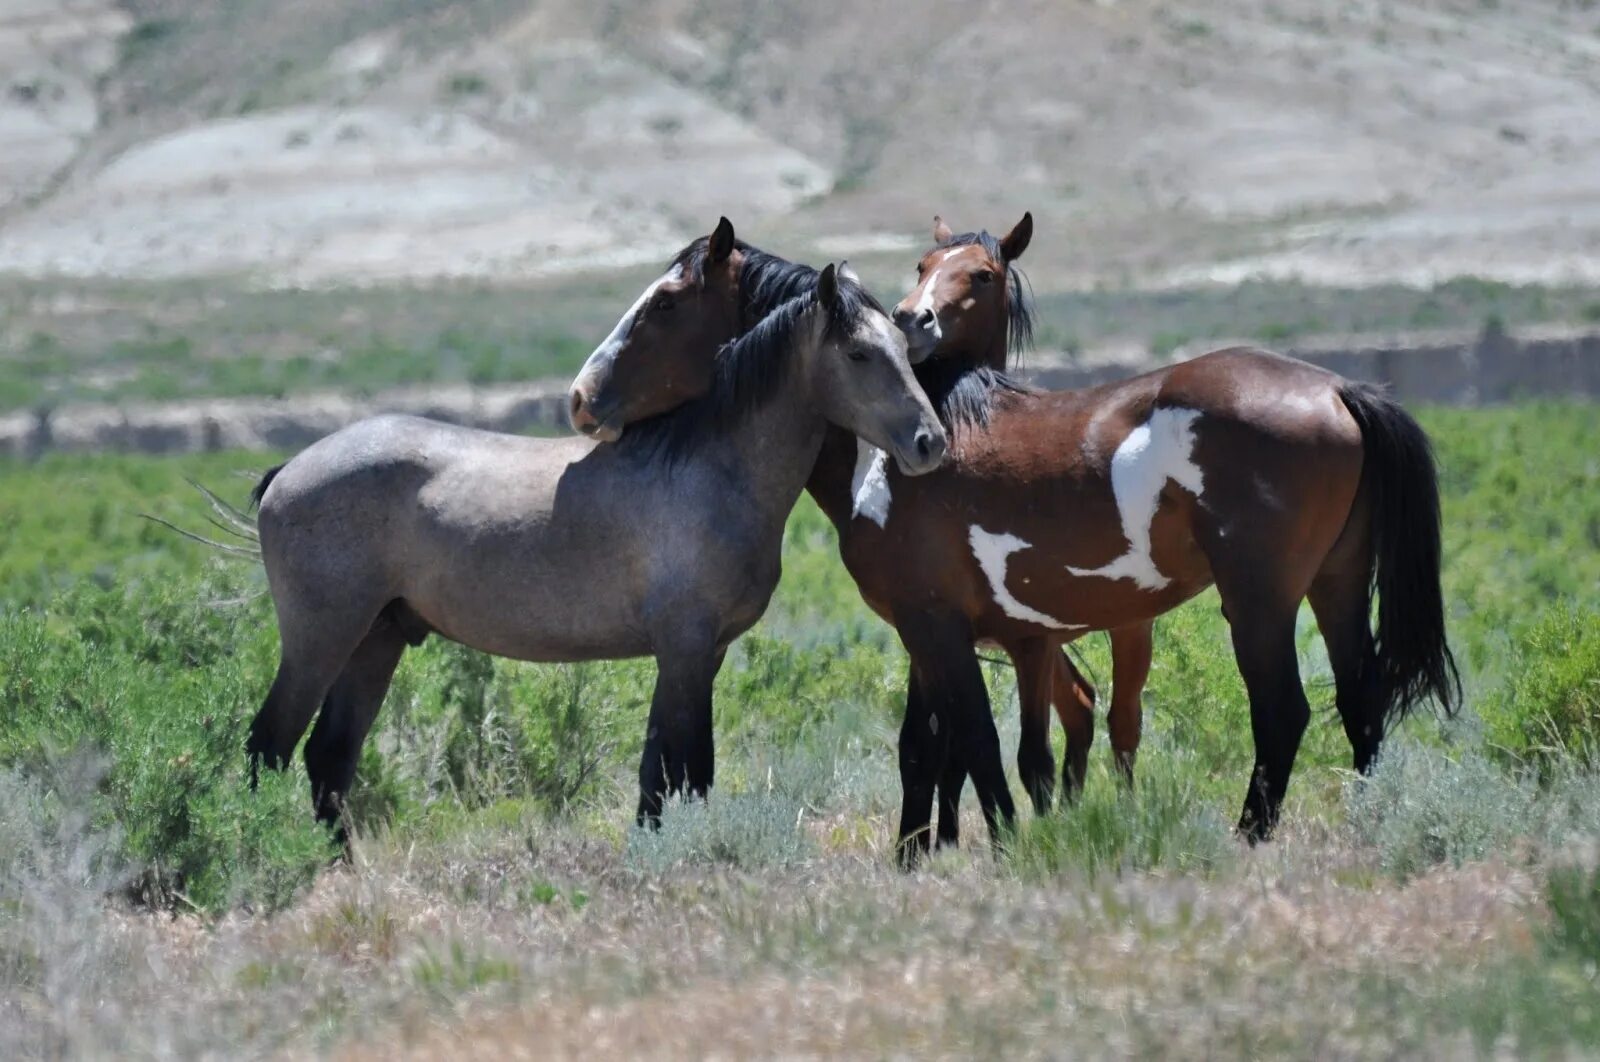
[568, 386, 622, 443]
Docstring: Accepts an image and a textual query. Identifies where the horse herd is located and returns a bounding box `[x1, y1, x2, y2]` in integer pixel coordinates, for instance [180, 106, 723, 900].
[245, 214, 1459, 866]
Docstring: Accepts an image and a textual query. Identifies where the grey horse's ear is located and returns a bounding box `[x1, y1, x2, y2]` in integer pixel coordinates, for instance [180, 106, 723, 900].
[838, 260, 861, 286]
[709, 216, 736, 263]
[1000, 211, 1033, 262]
[817, 262, 838, 308]
[932, 215, 953, 245]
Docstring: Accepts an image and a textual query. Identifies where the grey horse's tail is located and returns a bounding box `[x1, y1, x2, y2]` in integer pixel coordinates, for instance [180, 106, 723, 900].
[250, 463, 286, 511]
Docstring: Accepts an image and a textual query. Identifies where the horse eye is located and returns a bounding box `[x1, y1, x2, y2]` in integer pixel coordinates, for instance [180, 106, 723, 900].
[652, 293, 675, 312]
[974, 270, 995, 284]
[847, 348, 869, 363]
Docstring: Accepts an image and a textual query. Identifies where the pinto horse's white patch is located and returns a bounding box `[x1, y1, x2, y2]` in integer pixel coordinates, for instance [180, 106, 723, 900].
[850, 439, 892, 526]
[969, 525, 1083, 630]
[1067, 407, 1205, 591]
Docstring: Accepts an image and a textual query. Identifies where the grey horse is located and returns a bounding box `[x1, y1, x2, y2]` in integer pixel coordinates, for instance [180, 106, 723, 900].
[245, 264, 946, 831]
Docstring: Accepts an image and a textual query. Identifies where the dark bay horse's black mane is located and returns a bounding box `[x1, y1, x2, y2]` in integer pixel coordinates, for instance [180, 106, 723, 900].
[620, 237, 886, 466]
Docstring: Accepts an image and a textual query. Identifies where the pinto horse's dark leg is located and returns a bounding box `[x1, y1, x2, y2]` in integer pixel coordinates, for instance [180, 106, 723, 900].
[1107, 622, 1154, 784]
[1220, 601, 1309, 843]
[896, 612, 1014, 868]
[1309, 574, 1384, 774]
[636, 639, 723, 827]
[1010, 638, 1058, 816]
[303, 621, 407, 843]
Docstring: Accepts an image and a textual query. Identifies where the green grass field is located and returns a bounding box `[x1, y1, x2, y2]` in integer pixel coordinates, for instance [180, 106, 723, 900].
[2, 403, 1598, 1056]
[5, 274, 1599, 411]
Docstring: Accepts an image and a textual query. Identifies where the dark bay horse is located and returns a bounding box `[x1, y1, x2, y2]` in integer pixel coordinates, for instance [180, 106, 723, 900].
[246, 264, 947, 831]
[571, 216, 1460, 865]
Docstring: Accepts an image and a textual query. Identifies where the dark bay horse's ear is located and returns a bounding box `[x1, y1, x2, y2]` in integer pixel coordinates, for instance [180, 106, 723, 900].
[818, 262, 838, 309]
[709, 216, 736, 263]
[1000, 211, 1033, 262]
[932, 215, 953, 245]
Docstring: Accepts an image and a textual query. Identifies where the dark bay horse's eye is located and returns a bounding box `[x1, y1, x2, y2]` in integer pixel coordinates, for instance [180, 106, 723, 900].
[652, 292, 675, 313]
[974, 269, 996, 285]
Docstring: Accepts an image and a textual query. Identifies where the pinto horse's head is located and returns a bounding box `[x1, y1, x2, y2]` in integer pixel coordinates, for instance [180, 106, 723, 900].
[894, 212, 1033, 368]
[568, 217, 743, 441]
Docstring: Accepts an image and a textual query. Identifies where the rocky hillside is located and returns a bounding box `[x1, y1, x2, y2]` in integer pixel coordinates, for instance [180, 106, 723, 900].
[2, 0, 1599, 289]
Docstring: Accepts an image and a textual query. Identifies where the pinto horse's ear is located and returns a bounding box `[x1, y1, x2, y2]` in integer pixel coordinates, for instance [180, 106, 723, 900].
[1000, 211, 1033, 262]
[932, 215, 953, 245]
[709, 216, 736, 263]
[817, 262, 838, 309]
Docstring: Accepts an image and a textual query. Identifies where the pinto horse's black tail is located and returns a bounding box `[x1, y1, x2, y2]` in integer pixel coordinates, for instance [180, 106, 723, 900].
[249, 463, 285, 511]
[1339, 383, 1461, 726]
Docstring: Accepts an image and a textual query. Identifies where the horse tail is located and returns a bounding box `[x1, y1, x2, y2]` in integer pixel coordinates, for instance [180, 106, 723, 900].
[1338, 382, 1461, 726]
[249, 463, 285, 511]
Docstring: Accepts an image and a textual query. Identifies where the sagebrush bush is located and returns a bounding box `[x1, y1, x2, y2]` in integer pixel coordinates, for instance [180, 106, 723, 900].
[625, 791, 813, 873]
[1343, 740, 1600, 880]
[1480, 603, 1600, 770]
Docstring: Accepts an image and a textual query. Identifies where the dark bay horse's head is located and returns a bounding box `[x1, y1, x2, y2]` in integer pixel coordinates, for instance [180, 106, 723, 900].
[569, 217, 743, 441]
[894, 212, 1033, 367]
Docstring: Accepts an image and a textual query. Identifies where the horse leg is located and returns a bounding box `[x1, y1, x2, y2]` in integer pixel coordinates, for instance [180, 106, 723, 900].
[247, 600, 377, 786]
[302, 620, 407, 841]
[1107, 621, 1154, 784]
[1309, 570, 1384, 775]
[896, 611, 1014, 867]
[1215, 593, 1310, 843]
[1009, 638, 1058, 816]
[636, 631, 722, 827]
[1050, 645, 1096, 801]
[928, 668, 966, 849]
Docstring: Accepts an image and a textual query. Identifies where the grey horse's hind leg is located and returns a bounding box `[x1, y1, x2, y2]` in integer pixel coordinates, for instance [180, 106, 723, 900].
[303, 617, 408, 840]
[247, 602, 379, 786]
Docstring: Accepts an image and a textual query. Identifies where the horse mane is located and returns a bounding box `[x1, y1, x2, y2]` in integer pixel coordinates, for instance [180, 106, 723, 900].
[933, 228, 1036, 363]
[915, 360, 1034, 435]
[620, 242, 885, 466]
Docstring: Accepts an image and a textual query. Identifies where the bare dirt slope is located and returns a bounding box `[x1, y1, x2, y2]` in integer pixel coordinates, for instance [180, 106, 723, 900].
[1, 0, 1598, 288]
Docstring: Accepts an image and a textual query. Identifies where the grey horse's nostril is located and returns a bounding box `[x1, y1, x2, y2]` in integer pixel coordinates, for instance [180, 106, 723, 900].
[570, 390, 585, 417]
[914, 428, 943, 464]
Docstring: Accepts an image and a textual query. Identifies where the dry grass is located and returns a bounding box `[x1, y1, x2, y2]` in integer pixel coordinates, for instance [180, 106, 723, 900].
[1, 783, 1565, 1060]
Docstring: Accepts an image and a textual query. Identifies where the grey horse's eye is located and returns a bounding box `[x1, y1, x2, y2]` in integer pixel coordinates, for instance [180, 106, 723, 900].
[847, 348, 869, 363]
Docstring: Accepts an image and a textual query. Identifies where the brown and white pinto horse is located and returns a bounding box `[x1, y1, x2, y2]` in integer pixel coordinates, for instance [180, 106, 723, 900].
[571, 217, 1460, 865]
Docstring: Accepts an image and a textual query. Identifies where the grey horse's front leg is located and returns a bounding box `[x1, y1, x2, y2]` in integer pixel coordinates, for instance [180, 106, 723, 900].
[636, 630, 726, 827]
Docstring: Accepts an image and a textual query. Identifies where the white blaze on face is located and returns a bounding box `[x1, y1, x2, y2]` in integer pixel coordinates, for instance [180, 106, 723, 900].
[574, 264, 683, 387]
[1067, 407, 1205, 591]
[851, 438, 892, 527]
[969, 525, 1082, 630]
[910, 248, 963, 342]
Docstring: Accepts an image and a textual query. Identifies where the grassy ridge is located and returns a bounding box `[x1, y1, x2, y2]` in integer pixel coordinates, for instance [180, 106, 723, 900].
[1, 403, 1598, 1053]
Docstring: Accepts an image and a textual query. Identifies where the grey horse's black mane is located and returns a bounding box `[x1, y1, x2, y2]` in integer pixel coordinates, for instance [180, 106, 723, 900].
[621, 239, 885, 465]
[933, 228, 1036, 360]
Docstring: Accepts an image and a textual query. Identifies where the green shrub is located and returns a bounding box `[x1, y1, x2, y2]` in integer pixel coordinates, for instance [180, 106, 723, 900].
[1480, 604, 1600, 770]
[1545, 859, 1600, 960]
[1006, 747, 1234, 880]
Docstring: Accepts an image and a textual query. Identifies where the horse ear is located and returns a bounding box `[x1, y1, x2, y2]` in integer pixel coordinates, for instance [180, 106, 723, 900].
[709, 216, 736, 263]
[838, 260, 861, 286]
[818, 263, 838, 309]
[932, 215, 953, 245]
[1000, 211, 1033, 262]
